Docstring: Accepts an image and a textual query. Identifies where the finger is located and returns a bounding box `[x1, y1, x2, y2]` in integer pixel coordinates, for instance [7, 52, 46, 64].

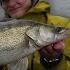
[53, 40, 65, 52]
[41, 45, 58, 58]
[46, 45, 60, 57]
[39, 48, 52, 57]
[45, 44, 55, 54]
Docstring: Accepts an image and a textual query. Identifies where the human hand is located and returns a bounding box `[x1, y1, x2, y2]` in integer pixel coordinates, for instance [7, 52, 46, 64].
[39, 40, 64, 58]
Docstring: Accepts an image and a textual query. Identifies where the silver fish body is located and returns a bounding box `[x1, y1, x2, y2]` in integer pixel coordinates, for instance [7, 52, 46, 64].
[0, 19, 69, 65]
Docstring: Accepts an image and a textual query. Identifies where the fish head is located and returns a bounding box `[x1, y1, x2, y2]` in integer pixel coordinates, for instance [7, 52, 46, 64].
[26, 23, 70, 47]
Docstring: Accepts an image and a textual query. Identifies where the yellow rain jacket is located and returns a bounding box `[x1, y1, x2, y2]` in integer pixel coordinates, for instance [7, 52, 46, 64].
[23, 0, 70, 70]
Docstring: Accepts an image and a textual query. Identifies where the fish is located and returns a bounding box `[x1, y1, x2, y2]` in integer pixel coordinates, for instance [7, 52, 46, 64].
[0, 18, 69, 65]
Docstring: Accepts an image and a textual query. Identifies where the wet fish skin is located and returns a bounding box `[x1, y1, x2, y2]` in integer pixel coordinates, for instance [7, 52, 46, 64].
[0, 19, 69, 65]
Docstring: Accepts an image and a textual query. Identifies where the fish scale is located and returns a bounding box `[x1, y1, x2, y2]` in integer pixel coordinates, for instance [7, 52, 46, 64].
[0, 19, 69, 65]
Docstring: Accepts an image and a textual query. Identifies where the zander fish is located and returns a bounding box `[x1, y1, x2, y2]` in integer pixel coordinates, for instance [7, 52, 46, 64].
[0, 19, 69, 65]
